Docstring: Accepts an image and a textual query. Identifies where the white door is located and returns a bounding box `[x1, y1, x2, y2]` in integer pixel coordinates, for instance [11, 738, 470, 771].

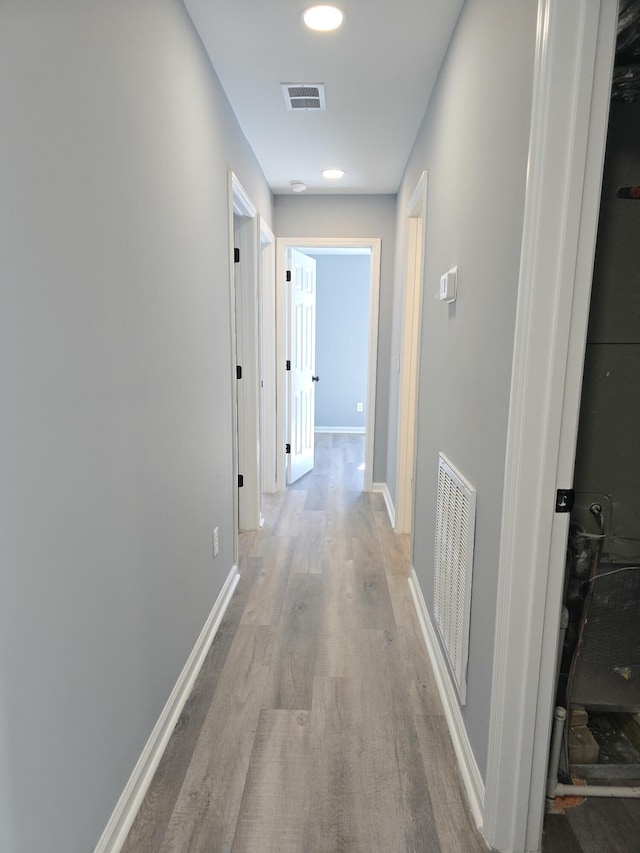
[287, 248, 316, 484]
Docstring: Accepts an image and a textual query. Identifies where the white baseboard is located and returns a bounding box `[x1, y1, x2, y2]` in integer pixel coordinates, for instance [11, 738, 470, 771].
[372, 482, 396, 528]
[94, 564, 240, 853]
[314, 426, 366, 434]
[408, 567, 485, 831]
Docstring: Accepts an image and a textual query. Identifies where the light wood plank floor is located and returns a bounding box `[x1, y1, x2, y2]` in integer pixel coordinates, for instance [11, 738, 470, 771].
[123, 433, 486, 853]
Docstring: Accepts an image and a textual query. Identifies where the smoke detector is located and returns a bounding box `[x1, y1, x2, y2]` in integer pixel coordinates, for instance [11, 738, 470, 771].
[282, 83, 326, 111]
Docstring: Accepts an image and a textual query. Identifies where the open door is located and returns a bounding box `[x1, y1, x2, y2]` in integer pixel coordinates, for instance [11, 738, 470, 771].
[286, 248, 316, 484]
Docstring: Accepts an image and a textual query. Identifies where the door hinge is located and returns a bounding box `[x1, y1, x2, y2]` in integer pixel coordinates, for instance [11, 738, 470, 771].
[286, 270, 291, 282]
[238, 474, 244, 488]
[555, 489, 575, 513]
[286, 359, 291, 371]
[236, 365, 242, 380]
[234, 247, 240, 263]
[285, 443, 291, 454]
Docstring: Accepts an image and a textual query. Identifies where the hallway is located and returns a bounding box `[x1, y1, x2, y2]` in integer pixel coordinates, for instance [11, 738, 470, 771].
[123, 433, 485, 852]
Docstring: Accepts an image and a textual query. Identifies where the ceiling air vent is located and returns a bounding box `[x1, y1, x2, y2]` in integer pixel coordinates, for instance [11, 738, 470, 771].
[281, 83, 326, 111]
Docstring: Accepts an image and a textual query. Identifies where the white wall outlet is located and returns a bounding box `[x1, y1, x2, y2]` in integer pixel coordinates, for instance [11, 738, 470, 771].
[356, 402, 364, 412]
[213, 527, 219, 558]
[439, 266, 458, 303]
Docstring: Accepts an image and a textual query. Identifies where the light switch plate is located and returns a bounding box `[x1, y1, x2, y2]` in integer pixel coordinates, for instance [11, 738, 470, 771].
[439, 267, 457, 303]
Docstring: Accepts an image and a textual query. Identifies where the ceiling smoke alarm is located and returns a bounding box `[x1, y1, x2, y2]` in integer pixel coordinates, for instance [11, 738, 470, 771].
[290, 181, 308, 193]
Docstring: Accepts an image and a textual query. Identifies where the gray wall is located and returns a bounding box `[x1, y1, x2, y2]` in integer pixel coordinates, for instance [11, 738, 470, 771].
[274, 195, 397, 483]
[310, 254, 370, 430]
[574, 101, 640, 550]
[390, 0, 537, 778]
[0, 2, 272, 851]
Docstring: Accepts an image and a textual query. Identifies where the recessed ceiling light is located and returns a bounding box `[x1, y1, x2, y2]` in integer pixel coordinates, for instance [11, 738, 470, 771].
[303, 5, 344, 32]
[290, 180, 308, 193]
[322, 169, 345, 179]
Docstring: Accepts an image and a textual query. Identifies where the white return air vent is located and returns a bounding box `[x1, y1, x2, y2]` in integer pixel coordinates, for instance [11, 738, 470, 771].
[281, 83, 326, 111]
[434, 453, 476, 705]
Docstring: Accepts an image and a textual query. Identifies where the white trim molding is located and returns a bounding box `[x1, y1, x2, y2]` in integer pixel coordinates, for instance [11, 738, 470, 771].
[396, 171, 428, 535]
[259, 217, 277, 494]
[94, 565, 240, 853]
[315, 426, 366, 434]
[231, 173, 257, 218]
[230, 173, 261, 533]
[483, 2, 618, 852]
[372, 482, 396, 528]
[409, 568, 485, 830]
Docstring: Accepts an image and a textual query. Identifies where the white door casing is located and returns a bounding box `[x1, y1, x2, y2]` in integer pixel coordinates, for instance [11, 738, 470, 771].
[483, 2, 617, 852]
[259, 218, 277, 495]
[396, 172, 428, 534]
[228, 173, 261, 539]
[286, 248, 316, 484]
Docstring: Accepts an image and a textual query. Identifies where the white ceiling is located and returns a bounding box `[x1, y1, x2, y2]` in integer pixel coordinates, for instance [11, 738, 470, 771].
[184, 0, 464, 195]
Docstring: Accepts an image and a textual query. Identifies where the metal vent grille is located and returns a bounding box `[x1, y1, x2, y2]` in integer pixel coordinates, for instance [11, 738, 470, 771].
[282, 83, 326, 111]
[290, 98, 321, 110]
[434, 453, 476, 704]
[288, 86, 319, 98]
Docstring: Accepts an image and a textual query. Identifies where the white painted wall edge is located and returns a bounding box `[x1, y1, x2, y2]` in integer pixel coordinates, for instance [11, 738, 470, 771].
[94, 564, 240, 853]
[372, 482, 396, 528]
[408, 568, 485, 831]
[315, 426, 366, 434]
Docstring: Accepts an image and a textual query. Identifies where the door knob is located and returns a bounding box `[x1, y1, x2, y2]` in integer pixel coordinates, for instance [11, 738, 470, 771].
[312, 375, 320, 382]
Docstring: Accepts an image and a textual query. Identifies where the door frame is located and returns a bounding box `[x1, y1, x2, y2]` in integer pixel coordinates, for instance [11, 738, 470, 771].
[259, 218, 277, 496]
[482, 2, 617, 852]
[228, 173, 261, 539]
[275, 237, 381, 492]
[396, 171, 428, 534]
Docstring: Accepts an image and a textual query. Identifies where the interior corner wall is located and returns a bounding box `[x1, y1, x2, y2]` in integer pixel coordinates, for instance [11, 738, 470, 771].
[273, 194, 397, 483]
[391, 0, 537, 779]
[0, 2, 272, 851]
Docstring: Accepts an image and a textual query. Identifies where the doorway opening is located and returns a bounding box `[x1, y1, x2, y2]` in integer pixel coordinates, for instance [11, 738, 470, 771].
[229, 173, 261, 546]
[481, 4, 620, 852]
[541, 10, 640, 848]
[274, 238, 381, 494]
